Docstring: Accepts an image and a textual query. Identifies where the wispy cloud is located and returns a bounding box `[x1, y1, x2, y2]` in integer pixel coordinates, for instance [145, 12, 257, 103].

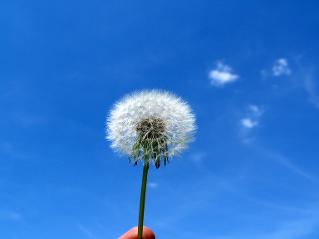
[248, 143, 318, 183]
[189, 152, 206, 164]
[209, 61, 239, 86]
[154, 168, 318, 239]
[248, 104, 263, 116]
[198, 210, 319, 239]
[0, 141, 31, 161]
[0, 211, 23, 222]
[78, 224, 97, 239]
[272, 58, 291, 76]
[241, 118, 258, 129]
[262, 148, 317, 182]
[304, 73, 319, 109]
[239, 105, 264, 143]
[148, 182, 158, 189]
[240, 105, 263, 129]
[257, 212, 319, 239]
[266, 57, 319, 109]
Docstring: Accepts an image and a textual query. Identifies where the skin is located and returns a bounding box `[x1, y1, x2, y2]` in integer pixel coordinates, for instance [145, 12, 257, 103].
[118, 226, 155, 239]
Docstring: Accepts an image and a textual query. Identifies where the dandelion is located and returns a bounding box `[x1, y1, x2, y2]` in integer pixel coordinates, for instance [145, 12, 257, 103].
[106, 90, 196, 239]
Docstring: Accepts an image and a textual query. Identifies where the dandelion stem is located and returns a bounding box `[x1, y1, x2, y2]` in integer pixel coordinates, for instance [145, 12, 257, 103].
[137, 162, 149, 239]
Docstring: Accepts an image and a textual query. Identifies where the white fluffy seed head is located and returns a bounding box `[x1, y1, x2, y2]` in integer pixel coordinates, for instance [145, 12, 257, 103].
[106, 90, 196, 165]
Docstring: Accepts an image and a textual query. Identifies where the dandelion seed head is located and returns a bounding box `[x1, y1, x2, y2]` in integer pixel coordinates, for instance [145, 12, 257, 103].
[106, 90, 196, 166]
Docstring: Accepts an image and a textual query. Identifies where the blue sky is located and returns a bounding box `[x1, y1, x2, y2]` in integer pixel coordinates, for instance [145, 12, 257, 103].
[1, 0, 319, 238]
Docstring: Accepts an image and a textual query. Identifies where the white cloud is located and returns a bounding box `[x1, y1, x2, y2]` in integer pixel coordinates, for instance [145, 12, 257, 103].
[272, 58, 291, 76]
[239, 105, 264, 143]
[209, 62, 239, 86]
[241, 118, 258, 129]
[240, 105, 263, 129]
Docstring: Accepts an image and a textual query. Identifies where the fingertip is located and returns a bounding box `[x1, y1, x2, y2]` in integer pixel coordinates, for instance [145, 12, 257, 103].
[118, 226, 155, 239]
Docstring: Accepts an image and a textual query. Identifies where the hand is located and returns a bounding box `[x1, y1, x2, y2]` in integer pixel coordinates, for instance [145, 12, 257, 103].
[118, 226, 155, 239]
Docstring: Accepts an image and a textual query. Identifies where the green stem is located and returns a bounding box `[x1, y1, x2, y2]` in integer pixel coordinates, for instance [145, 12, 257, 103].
[137, 162, 149, 239]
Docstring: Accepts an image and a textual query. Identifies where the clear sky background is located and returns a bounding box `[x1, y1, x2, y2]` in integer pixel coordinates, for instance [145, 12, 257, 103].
[1, 0, 319, 238]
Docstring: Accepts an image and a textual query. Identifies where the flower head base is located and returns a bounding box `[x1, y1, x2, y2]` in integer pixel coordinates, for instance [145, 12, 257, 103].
[134, 117, 168, 168]
[106, 90, 196, 168]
